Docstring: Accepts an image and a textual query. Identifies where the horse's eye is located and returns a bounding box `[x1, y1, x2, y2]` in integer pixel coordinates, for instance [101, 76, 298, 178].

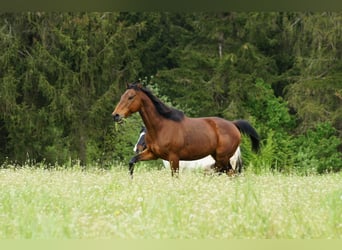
[128, 95, 135, 100]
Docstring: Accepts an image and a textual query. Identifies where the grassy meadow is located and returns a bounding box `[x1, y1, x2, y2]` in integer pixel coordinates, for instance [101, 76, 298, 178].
[0, 165, 341, 239]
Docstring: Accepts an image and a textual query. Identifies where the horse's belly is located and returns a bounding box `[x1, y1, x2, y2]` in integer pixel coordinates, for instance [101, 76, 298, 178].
[179, 135, 216, 160]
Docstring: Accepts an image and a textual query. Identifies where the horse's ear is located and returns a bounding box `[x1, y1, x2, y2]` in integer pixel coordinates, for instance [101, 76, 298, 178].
[136, 82, 143, 89]
[126, 82, 130, 89]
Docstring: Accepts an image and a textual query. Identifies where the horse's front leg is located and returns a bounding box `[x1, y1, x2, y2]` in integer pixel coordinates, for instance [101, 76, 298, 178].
[129, 149, 157, 178]
[169, 157, 180, 177]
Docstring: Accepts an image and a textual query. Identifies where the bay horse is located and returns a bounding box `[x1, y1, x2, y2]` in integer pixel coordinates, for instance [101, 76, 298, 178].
[133, 126, 243, 172]
[112, 83, 260, 177]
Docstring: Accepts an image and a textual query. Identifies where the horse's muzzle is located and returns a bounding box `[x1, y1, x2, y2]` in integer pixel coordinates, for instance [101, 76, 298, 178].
[112, 113, 122, 123]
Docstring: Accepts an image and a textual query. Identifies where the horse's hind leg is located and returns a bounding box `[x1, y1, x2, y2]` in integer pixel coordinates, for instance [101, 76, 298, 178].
[215, 144, 240, 176]
[212, 158, 228, 174]
[214, 154, 235, 176]
[210, 153, 224, 173]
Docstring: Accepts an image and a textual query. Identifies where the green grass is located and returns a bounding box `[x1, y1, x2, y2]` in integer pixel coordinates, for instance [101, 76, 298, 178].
[0, 165, 341, 239]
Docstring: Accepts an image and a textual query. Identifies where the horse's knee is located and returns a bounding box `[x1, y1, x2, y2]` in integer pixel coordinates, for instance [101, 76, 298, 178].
[129, 155, 138, 165]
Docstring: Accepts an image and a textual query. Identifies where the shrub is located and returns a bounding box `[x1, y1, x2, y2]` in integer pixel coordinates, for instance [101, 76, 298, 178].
[293, 122, 342, 174]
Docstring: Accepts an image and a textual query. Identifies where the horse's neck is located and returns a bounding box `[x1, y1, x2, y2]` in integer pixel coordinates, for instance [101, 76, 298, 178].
[138, 96, 164, 138]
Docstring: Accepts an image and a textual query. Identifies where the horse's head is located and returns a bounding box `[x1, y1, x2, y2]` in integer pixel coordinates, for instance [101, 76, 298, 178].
[112, 83, 143, 122]
[133, 126, 147, 154]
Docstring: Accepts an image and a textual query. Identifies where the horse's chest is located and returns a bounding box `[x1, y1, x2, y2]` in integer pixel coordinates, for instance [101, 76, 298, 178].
[146, 135, 175, 158]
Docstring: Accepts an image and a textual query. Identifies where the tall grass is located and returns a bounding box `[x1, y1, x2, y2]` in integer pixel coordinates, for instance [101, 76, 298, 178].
[0, 165, 341, 239]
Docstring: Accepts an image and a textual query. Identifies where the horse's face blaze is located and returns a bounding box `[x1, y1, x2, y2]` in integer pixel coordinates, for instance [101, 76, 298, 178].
[112, 89, 141, 122]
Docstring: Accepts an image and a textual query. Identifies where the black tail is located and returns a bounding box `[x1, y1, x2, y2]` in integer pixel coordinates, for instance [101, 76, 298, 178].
[233, 120, 260, 153]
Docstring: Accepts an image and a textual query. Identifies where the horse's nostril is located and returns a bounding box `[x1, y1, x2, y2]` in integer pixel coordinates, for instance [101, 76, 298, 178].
[112, 114, 121, 122]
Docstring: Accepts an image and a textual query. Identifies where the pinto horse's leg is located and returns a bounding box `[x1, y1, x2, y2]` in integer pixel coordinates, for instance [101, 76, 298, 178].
[128, 149, 157, 178]
[226, 161, 235, 176]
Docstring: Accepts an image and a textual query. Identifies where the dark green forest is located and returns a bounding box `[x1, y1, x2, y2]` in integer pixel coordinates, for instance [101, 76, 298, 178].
[0, 12, 341, 174]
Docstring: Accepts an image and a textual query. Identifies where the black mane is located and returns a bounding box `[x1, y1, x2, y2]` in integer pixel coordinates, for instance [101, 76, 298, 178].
[128, 83, 184, 122]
